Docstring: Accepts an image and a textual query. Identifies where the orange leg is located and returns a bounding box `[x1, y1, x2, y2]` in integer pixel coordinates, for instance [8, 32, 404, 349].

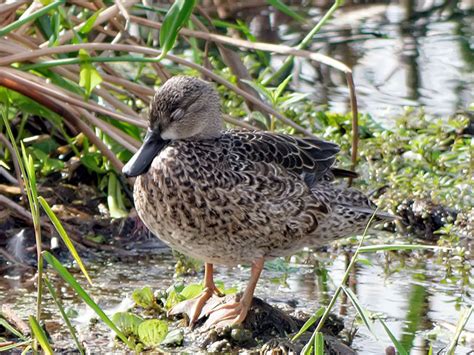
[168, 263, 223, 325]
[204, 258, 264, 329]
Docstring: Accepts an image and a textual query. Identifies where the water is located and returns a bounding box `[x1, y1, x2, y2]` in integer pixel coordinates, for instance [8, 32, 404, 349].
[247, 0, 474, 122]
[1, 1, 473, 353]
[1, 245, 472, 353]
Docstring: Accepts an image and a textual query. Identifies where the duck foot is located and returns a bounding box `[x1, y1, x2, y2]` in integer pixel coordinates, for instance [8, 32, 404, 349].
[168, 286, 222, 325]
[168, 263, 223, 325]
[202, 298, 250, 330]
[202, 258, 264, 330]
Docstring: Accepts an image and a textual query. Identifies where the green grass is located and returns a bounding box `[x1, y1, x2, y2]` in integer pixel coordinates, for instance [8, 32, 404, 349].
[0, 1, 472, 353]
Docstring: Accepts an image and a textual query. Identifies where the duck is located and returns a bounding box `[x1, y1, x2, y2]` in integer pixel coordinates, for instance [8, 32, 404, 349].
[122, 75, 392, 328]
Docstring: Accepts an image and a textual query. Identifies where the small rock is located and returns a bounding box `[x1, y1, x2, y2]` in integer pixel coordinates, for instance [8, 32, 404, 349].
[207, 339, 232, 353]
[230, 327, 252, 344]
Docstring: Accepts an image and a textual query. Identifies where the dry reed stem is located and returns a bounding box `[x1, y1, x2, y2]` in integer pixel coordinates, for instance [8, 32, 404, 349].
[39, 0, 140, 48]
[0, 68, 145, 127]
[129, 15, 351, 73]
[0, 70, 124, 172]
[0, 43, 315, 137]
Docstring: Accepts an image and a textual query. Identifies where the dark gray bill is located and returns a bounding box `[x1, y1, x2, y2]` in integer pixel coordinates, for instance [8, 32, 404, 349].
[122, 129, 169, 177]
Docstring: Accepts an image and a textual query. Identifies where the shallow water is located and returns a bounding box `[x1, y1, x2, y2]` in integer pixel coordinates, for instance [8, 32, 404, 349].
[1, 1, 473, 353]
[247, 0, 474, 122]
[1, 241, 472, 353]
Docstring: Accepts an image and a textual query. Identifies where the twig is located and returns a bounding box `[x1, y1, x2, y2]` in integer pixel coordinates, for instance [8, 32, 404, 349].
[346, 73, 359, 186]
[0, 43, 315, 137]
[0, 71, 124, 172]
[1, 305, 31, 336]
[128, 15, 351, 73]
[38, 0, 140, 48]
[0, 194, 32, 221]
[223, 115, 260, 131]
[0, 67, 146, 128]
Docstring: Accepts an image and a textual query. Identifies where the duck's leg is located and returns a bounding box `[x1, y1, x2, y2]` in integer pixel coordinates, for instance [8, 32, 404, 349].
[204, 257, 264, 329]
[168, 263, 223, 325]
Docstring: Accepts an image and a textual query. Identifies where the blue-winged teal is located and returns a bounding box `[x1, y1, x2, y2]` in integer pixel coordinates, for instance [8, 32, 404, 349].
[123, 76, 392, 328]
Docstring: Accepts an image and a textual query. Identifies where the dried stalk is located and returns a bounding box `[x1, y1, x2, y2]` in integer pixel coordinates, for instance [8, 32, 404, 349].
[0, 43, 315, 137]
[0, 70, 124, 172]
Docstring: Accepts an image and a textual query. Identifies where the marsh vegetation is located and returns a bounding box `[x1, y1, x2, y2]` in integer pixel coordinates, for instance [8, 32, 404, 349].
[0, 0, 472, 354]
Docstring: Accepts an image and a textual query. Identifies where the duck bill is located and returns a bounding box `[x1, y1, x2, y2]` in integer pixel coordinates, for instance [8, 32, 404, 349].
[122, 129, 169, 177]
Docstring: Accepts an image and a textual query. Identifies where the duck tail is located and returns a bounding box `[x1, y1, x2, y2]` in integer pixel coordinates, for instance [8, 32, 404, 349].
[330, 168, 359, 179]
[346, 206, 400, 221]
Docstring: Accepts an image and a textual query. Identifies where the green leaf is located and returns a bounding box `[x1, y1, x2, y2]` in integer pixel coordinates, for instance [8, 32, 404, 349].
[356, 257, 373, 266]
[137, 319, 169, 347]
[132, 286, 155, 309]
[0, 0, 65, 36]
[48, 11, 61, 45]
[180, 283, 203, 300]
[111, 312, 144, 337]
[158, 0, 197, 60]
[292, 307, 325, 341]
[274, 74, 292, 100]
[378, 317, 408, 355]
[342, 286, 376, 338]
[0, 318, 27, 340]
[42, 251, 134, 349]
[446, 305, 473, 355]
[314, 332, 324, 355]
[28, 316, 53, 355]
[160, 328, 184, 347]
[44, 276, 84, 354]
[107, 173, 128, 218]
[78, 50, 102, 97]
[39, 196, 92, 285]
[241, 79, 273, 102]
[80, 153, 106, 174]
[266, 0, 305, 22]
[79, 9, 102, 34]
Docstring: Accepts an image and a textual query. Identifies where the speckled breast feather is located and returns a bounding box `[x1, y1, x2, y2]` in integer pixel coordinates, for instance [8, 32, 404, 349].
[134, 130, 377, 266]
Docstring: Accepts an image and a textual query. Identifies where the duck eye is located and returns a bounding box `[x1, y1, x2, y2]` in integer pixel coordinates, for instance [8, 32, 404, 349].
[170, 108, 185, 121]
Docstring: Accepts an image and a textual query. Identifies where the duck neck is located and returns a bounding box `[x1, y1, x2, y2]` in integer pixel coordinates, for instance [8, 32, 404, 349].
[193, 114, 223, 140]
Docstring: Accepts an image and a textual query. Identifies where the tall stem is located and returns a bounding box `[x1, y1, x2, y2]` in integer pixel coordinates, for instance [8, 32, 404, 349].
[301, 209, 378, 354]
[263, 0, 343, 85]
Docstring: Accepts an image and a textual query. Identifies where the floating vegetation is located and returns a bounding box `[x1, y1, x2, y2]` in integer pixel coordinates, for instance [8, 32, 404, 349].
[0, 0, 472, 354]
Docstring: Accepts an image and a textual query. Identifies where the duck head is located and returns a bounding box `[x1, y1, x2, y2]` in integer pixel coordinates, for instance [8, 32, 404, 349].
[122, 76, 222, 177]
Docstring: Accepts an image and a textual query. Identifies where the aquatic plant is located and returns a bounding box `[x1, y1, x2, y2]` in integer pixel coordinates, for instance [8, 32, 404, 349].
[0, 0, 472, 353]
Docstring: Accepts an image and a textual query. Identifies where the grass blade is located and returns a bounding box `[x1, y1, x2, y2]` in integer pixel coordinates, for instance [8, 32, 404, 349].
[378, 317, 408, 355]
[0, 318, 27, 340]
[42, 251, 134, 349]
[28, 316, 53, 355]
[292, 307, 325, 341]
[79, 9, 102, 34]
[43, 276, 85, 355]
[158, 0, 197, 60]
[0, 341, 31, 352]
[38, 196, 92, 285]
[301, 209, 379, 351]
[446, 305, 473, 355]
[314, 332, 324, 355]
[359, 244, 443, 253]
[0, 0, 66, 36]
[266, 0, 305, 22]
[342, 286, 377, 338]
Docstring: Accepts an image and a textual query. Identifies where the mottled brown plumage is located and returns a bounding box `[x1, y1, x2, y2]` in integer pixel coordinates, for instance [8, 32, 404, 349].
[123, 76, 391, 327]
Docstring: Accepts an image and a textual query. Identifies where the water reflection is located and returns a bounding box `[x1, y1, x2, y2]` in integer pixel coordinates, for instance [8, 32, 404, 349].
[239, 0, 474, 121]
[0, 246, 472, 353]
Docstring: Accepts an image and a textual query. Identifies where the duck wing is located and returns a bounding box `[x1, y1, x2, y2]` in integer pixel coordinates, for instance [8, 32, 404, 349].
[225, 130, 344, 185]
